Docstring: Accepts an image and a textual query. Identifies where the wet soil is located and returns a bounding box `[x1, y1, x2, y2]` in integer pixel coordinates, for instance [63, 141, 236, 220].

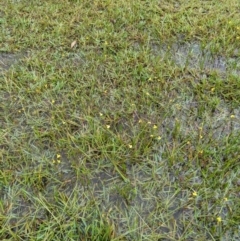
[0, 51, 26, 74]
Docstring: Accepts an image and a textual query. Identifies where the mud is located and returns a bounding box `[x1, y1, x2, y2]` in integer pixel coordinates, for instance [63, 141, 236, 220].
[0, 52, 26, 73]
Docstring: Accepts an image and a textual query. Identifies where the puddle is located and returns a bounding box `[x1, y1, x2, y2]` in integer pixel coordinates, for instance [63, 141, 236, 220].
[150, 41, 240, 76]
[0, 52, 26, 73]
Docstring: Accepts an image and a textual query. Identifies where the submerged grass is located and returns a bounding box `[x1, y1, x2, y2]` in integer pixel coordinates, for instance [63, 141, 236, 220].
[1, 0, 240, 240]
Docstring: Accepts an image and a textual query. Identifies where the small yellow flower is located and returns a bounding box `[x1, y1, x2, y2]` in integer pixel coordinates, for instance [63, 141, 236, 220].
[157, 136, 161, 140]
[57, 159, 61, 163]
[230, 115, 235, 118]
[99, 112, 103, 116]
[216, 217, 222, 223]
[106, 125, 110, 129]
[211, 87, 215, 92]
[146, 92, 150, 96]
[150, 134, 154, 137]
[148, 77, 152, 81]
[138, 119, 142, 123]
[224, 197, 228, 202]
[128, 144, 132, 149]
[187, 141, 191, 145]
[147, 121, 151, 125]
[51, 100, 55, 104]
[192, 191, 197, 197]
[200, 135, 203, 139]
[57, 154, 61, 159]
[153, 125, 157, 129]
[52, 160, 56, 164]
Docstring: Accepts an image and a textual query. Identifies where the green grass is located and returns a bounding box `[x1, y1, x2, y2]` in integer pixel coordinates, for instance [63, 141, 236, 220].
[0, 0, 240, 240]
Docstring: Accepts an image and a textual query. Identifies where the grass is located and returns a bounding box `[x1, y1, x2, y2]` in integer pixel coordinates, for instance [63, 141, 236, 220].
[0, 0, 240, 240]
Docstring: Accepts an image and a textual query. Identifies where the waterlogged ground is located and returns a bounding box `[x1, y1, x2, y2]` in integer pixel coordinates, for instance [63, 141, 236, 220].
[0, 52, 25, 74]
[1, 1, 240, 240]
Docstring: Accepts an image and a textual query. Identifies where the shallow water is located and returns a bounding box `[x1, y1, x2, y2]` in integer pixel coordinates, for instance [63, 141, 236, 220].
[150, 41, 240, 76]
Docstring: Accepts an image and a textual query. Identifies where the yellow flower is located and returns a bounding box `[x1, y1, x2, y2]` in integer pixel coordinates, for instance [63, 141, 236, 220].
[150, 135, 154, 137]
[153, 125, 157, 129]
[51, 100, 55, 104]
[99, 112, 103, 116]
[57, 154, 61, 159]
[52, 160, 56, 164]
[157, 136, 161, 140]
[224, 197, 228, 202]
[176, 104, 181, 110]
[192, 191, 197, 197]
[106, 125, 110, 129]
[230, 115, 235, 118]
[138, 119, 143, 123]
[147, 121, 151, 125]
[128, 144, 133, 149]
[216, 217, 222, 223]
[211, 87, 215, 92]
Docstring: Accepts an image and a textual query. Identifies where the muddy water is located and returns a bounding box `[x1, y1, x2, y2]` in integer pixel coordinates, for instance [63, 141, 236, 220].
[151, 41, 240, 76]
[0, 52, 25, 73]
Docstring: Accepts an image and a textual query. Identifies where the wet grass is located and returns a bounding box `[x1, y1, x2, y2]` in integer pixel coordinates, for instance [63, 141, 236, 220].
[0, 0, 240, 240]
